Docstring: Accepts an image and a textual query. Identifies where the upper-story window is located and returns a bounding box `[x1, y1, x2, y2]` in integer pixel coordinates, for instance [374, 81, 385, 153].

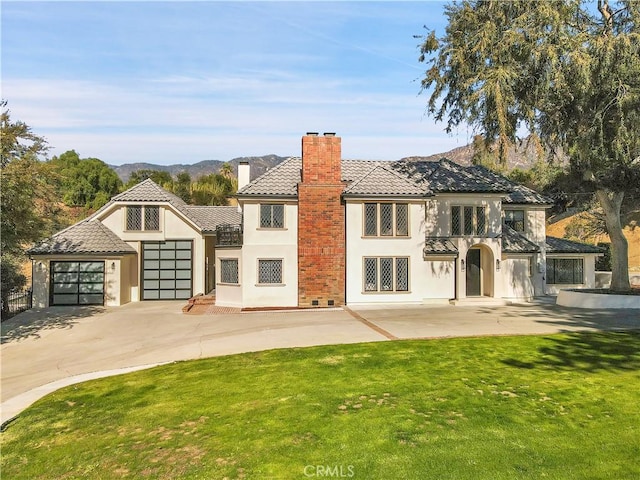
[260, 204, 284, 229]
[364, 203, 409, 237]
[504, 210, 525, 232]
[451, 205, 487, 236]
[127, 205, 160, 231]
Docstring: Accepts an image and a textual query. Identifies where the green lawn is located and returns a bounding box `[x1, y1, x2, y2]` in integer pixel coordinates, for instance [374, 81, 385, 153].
[2, 332, 639, 479]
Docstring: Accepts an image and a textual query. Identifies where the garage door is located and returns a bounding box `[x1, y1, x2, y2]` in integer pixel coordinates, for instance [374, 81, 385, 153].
[142, 241, 192, 300]
[50, 261, 105, 306]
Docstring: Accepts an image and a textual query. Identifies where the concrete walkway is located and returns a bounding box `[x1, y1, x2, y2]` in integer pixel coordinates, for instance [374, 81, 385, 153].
[2, 299, 639, 425]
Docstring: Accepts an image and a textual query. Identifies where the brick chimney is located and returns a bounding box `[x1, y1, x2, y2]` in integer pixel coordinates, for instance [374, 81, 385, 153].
[297, 133, 345, 307]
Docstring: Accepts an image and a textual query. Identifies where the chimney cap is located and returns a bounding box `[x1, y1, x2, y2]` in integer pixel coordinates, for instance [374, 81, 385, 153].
[323, 132, 336, 137]
[239, 161, 249, 165]
[306, 132, 319, 136]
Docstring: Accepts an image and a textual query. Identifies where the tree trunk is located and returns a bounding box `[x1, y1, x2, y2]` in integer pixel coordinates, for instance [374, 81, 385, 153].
[595, 189, 630, 291]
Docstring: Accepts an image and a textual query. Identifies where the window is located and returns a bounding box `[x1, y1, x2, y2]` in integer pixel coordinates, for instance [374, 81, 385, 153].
[451, 205, 487, 236]
[546, 258, 584, 284]
[127, 206, 142, 230]
[363, 203, 409, 237]
[145, 206, 160, 230]
[260, 204, 284, 228]
[258, 259, 283, 284]
[451, 206, 461, 236]
[364, 257, 409, 292]
[504, 210, 525, 232]
[127, 205, 160, 231]
[220, 259, 239, 284]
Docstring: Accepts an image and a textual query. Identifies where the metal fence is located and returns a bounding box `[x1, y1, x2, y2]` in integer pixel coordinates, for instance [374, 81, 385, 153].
[1, 288, 32, 321]
[216, 224, 243, 247]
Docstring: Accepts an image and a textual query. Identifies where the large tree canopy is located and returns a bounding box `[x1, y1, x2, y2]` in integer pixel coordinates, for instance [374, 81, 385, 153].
[50, 150, 122, 210]
[1, 102, 57, 309]
[419, 0, 640, 290]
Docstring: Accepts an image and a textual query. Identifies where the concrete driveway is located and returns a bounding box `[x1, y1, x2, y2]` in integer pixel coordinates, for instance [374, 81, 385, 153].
[2, 299, 639, 424]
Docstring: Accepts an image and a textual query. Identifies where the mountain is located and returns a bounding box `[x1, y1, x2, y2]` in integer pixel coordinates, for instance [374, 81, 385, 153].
[110, 154, 290, 182]
[400, 136, 566, 170]
[110, 137, 563, 183]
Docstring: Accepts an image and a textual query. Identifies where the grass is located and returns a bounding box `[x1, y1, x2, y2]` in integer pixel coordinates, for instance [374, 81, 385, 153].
[2, 331, 639, 479]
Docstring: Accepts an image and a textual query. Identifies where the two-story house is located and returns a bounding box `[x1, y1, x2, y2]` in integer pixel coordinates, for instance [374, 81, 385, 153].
[29, 133, 602, 309]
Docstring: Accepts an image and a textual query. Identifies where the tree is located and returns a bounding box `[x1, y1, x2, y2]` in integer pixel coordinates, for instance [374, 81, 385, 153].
[173, 172, 192, 203]
[50, 150, 122, 210]
[125, 169, 172, 189]
[190, 173, 235, 206]
[1, 102, 56, 313]
[418, 0, 640, 291]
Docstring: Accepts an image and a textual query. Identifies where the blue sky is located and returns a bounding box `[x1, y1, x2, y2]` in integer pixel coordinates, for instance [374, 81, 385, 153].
[2, 1, 468, 165]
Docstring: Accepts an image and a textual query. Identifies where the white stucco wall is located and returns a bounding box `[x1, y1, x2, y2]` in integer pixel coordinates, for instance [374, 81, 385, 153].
[238, 201, 299, 308]
[426, 195, 504, 238]
[215, 248, 243, 308]
[545, 254, 598, 295]
[345, 201, 456, 304]
[98, 204, 206, 301]
[503, 206, 547, 296]
[31, 258, 48, 308]
[501, 256, 534, 300]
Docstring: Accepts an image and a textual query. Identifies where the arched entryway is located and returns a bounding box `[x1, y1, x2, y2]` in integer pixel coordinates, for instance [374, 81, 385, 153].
[465, 245, 494, 297]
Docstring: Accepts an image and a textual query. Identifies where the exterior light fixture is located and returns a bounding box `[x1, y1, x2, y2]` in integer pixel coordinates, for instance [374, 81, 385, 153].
[111, 261, 116, 272]
[460, 259, 465, 271]
[496, 259, 501, 271]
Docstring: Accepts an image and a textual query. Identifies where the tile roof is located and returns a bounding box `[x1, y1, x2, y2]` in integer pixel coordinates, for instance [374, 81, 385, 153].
[112, 178, 188, 205]
[501, 226, 541, 254]
[30, 180, 246, 255]
[392, 159, 511, 194]
[545, 236, 606, 254]
[182, 206, 242, 233]
[423, 238, 459, 256]
[466, 166, 552, 204]
[28, 220, 137, 255]
[236, 157, 386, 197]
[238, 155, 550, 205]
[343, 164, 429, 197]
[93, 179, 243, 232]
[236, 157, 302, 197]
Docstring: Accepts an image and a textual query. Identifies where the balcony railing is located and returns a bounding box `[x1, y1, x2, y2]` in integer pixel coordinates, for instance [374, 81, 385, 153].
[216, 224, 243, 247]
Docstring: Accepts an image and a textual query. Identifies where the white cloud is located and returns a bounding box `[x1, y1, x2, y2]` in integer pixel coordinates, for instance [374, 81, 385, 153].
[4, 75, 464, 164]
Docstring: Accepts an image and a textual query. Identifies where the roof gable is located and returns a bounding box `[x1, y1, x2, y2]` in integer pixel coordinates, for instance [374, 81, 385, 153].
[112, 178, 188, 205]
[343, 164, 428, 197]
[501, 226, 541, 254]
[28, 220, 137, 255]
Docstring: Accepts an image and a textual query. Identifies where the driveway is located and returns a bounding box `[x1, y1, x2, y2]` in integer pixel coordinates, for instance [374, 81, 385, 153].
[2, 299, 639, 424]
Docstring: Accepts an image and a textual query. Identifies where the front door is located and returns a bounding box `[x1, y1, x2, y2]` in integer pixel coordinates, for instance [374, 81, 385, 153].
[466, 249, 481, 297]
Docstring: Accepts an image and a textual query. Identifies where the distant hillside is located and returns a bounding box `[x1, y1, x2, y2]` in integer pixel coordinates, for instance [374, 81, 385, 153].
[110, 137, 565, 183]
[401, 136, 566, 170]
[110, 155, 289, 182]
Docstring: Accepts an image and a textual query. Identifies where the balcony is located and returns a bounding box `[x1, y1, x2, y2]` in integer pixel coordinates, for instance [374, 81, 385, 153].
[216, 224, 243, 247]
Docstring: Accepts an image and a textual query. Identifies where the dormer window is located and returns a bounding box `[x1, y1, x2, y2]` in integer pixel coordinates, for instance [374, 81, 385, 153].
[127, 205, 160, 231]
[504, 210, 525, 232]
